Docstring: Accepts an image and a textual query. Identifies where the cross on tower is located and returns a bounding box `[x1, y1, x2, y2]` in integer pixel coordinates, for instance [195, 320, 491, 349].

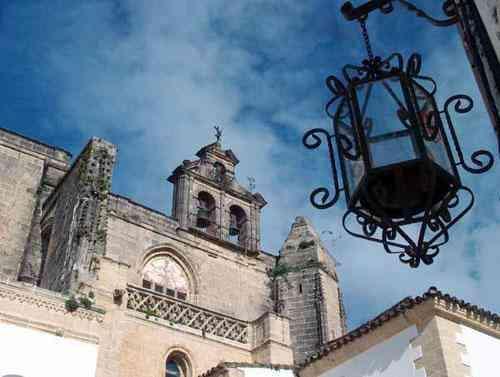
[214, 126, 223, 143]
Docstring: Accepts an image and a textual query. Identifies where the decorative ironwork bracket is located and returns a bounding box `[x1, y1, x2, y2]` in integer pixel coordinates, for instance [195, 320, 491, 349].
[341, 0, 458, 27]
[303, 52, 494, 268]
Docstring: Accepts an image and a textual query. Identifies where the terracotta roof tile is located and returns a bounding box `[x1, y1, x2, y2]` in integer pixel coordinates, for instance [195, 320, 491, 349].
[299, 286, 500, 369]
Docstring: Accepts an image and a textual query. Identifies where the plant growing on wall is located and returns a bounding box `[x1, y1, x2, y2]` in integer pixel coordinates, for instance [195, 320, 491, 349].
[141, 306, 158, 320]
[65, 296, 79, 312]
[64, 292, 95, 312]
[266, 261, 297, 314]
[79, 296, 93, 310]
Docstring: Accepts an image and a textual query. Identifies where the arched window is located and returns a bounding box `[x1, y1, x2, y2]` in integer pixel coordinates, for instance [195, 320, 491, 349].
[229, 205, 247, 245]
[196, 191, 215, 232]
[142, 256, 189, 300]
[165, 352, 191, 377]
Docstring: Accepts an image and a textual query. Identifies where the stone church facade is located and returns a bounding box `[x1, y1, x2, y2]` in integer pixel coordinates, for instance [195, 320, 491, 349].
[0, 128, 499, 377]
[0, 126, 346, 377]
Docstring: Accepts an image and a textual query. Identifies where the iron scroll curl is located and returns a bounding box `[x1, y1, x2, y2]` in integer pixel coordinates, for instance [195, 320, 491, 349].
[397, 0, 459, 27]
[443, 95, 494, 174]
[341, 0, 459, 27]
[302, 128, 344, 209]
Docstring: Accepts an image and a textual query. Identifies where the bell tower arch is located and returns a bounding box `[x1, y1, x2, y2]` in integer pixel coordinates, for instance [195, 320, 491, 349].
[167, 140, 266, 252]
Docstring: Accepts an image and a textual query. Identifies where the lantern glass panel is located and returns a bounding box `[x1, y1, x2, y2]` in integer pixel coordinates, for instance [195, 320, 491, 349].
[355, 78, 419, 167]
[336, 99, 365, 199]
[412, 81, 454, 175]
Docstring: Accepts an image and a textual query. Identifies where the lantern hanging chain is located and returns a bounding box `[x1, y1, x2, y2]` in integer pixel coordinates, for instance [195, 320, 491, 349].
[359, 18, 374, 61]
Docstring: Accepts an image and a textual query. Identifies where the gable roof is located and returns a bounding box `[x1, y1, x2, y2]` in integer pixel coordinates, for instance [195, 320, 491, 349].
[300, 286, 500, 368]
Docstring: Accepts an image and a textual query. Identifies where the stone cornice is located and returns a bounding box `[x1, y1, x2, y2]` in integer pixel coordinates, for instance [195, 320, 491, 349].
[188, 227, 260, 257]
[168, 166, 266, 208]
[108, 193, 179, 234]
[0, 281, 105, 324]
[433, 291, 500, 335]
[0, 126, 72, 162]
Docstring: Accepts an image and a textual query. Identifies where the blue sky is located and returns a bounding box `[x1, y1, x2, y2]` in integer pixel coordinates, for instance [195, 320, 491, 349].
[1, 0, 499, 328]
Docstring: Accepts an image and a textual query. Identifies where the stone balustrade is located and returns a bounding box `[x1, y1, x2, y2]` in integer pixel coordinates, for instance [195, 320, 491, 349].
[126, 284, 249, 344]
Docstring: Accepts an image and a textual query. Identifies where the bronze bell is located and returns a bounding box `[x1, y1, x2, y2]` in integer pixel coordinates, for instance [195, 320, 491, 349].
[229, 213, 240, 236]
[196, 207, 211, 228]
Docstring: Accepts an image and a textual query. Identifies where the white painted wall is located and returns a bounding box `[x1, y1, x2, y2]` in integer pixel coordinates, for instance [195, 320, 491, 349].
[460, 325, 500, 377]
[239, 367, 295, 377]
[318, 326, 424, 377]
[0, 322, 98, 377]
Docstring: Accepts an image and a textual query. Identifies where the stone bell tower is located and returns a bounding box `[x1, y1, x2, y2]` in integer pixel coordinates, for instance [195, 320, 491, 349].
[167, 139, 267, 252]
[277, 216, 347, 364]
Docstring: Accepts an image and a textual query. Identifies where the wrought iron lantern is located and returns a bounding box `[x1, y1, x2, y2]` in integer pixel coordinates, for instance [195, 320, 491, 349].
[303, 0, 494, 267]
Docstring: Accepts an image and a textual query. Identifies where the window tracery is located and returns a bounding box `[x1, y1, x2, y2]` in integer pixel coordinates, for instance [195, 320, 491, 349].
[142, 256, 189, 300]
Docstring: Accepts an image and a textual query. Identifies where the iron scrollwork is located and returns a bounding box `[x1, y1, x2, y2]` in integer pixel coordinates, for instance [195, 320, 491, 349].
[303, 128, 343, 209]
[442, 95, 494, 174]
[341, 0, 458, 27]
[397, 0, 458, 27]
[303, 50, 494, 267]
[342, 186, 475, 268]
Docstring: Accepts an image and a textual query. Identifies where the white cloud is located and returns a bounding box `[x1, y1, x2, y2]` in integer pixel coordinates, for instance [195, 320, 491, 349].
[2, 0, 499, 329]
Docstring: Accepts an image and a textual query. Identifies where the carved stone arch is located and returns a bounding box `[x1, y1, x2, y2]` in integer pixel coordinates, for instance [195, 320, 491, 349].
[161, 346, 196, 377]
[193, 189, 218, 235]
[224, 201, 249, 246]
[137, 245, 199, 302]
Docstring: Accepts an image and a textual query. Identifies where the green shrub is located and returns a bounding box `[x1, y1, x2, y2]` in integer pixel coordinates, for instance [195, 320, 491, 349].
[65, 296, 79, 312]
[79, 296, 93, 310]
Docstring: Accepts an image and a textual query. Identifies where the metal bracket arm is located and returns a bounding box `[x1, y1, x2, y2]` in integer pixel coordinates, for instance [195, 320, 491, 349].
[341, 0, 393, 21]
[341, 0, 458, 27]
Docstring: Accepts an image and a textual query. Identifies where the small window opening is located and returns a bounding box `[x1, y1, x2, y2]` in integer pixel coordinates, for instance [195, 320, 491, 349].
[166, 360, 181, 377]
[298, 283, 303, 295]
[228, 205, 247, 245]
[143, 279, 152, 290]
[154, 284, 164, 293]
[166, 288, 176, 297]
[196, 191, 216, 233]
[166, 352, 191, 377]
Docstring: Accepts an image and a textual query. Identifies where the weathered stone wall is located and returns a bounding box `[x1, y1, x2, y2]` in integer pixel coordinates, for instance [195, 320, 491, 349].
[40, 138, 116, 292]
[0, 130, 294, 375]
[105, 194, 274, 321]
[0, 280, 290, 377]
[0, 127, 70, 281]
[277, 217, 344, 364]
[459, 0, 500, 147]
